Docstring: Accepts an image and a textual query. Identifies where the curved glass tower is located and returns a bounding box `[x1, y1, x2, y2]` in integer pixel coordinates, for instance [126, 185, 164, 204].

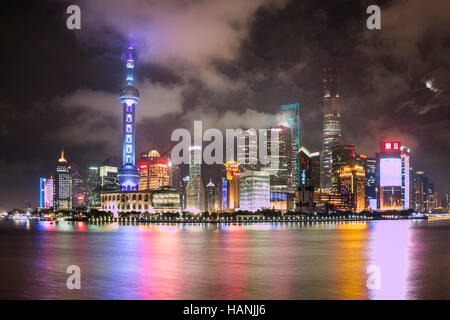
[117, 45, 140, 190]
[320, 67, 342, 191]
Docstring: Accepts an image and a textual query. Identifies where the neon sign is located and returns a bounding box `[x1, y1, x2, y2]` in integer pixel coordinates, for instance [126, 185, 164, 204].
[383, 141, 401, 151]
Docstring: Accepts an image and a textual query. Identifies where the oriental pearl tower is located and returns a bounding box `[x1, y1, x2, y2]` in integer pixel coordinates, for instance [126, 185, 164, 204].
[117, 45, 140, 190]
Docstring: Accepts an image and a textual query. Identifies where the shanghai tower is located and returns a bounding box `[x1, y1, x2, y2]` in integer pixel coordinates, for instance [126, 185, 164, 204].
[117, 45, 140, 191]
[320, 67, 342, 191]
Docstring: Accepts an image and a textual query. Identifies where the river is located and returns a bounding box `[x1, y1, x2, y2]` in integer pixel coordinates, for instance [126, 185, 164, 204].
[0, 219, 448, 299]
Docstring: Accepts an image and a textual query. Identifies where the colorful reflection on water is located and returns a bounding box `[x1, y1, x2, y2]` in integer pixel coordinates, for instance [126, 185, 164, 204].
[0, 219, 448, 299]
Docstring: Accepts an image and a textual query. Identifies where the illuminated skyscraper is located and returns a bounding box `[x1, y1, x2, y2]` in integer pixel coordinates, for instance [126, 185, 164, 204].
[224, 161, 240, 210]
[185, 146, 205, 212]
[265, 126, 294, 211]
[138, 149, 170, 191]
[237, 128, 259, 171]
[411, 169, 427, 212]
[320, 67, 342, 191]
[310, 152, 321, 190]
[117, 45, 140, 191]
[299, 146, 312, 186]
[331, 144, 355, 193]
[40, 177, 54, 208]
[239, 171, 270, 212]
[39, 178, 46, 208]
[206, 179, 216, 212]
[280, 103, 301, 188]
[265, 126, 291, 193]
[365, 158, 377, 210]
[376, 141, 410, 211]
[337, 164, 366, 212]
[87, 166, 99, 190]
[54, 149, 72, 210]
[99, 166, 119, 189]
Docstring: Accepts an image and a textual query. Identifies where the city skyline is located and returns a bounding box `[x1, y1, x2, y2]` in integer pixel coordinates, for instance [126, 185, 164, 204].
[1, 0, 449, 208]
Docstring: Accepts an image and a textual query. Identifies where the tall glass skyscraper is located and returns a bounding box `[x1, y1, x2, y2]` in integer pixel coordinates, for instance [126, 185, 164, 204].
[185, 146, 205, 212]
[117, 45, 140, 191]
[320, 67, 342, 191]
[280, 103, 301, 188]
[54, 149, 72, 210]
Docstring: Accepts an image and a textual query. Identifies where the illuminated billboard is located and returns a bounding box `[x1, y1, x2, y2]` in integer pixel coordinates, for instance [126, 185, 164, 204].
[380, 158, 402, 187]
[383, 141, 401, 151]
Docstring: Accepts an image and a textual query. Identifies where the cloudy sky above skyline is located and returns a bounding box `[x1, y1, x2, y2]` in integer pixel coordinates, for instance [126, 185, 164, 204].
[1, 0, 449, 208]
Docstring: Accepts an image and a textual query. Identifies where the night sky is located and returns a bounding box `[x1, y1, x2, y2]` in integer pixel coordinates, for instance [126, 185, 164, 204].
[1, 0, 449, 208]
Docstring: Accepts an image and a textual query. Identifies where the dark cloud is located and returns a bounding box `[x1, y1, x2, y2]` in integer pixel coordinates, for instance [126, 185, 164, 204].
[0, 0, 449, 208]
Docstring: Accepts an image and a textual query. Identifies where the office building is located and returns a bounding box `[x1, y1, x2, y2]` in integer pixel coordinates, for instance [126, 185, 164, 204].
[331, 144, 355, 193]
[281, 103, 301, 187]
[39, 177, 54, 209]
[152, 186, 181, 212]
[376, 141, 410, 211]
[310, 152, 321, 190]
[320, 67, 342, 191]
[139, 149, 170, 191]
[54, 149, 72, 210]
[205, 179, 216, 212]
[185, 146, 205, 212]
[239, 170, 270, 212]
[99, 166, 119, 189]
[365, 158, 377, 210]
[337, 164, 366, 212]
[224, 160, 240, 210]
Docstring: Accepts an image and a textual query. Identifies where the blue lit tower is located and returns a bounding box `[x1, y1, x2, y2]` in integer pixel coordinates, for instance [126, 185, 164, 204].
[280, 103, 301, 189]
[117, 45, 140, 190]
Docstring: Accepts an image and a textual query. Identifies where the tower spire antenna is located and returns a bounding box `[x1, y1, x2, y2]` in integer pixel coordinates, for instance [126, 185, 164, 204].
[58, 148, 67, 163]
[126, 44, 135, 86]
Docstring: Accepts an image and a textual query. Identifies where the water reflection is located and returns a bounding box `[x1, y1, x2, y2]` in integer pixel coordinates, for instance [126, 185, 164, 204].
[0, 219, 447, 299]
[366, 221, 411, 299]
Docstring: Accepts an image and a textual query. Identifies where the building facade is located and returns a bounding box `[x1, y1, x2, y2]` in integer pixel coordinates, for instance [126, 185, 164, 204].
[331, 144, 355, 193]
[99, 166, 119, 189]
[185, 146, 205, 212]
[54, 150, 72, 210]
[152, 186, 181, 212]
[206, 179, 216, 212]
[224, 161, 240, 210]
[310, 152, 321, 190]
[281, 103, 301, 188]
[299, 146, 311, 186]
[39, 177, 54, 209]
[337, 164, 366, 212]
[320, 67, 342, 191]
[239, 170, 270, 212]
[376, 141, 410, 211]
[139, 150, 170, 191]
